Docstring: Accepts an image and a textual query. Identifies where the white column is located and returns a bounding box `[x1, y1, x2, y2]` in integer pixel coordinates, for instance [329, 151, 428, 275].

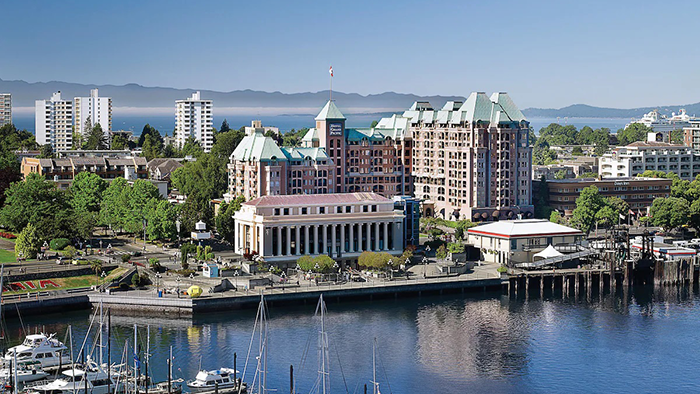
[331, 224, 337, 258]
[258, 225, 264, 255]
[277, 227, 282, 256]
[295, 226, 301, 255]
[365, 223, 371, 251]
[392, 222, 401, 250]
[349, 223, 354, 253]
[374, 222, 380, 251]
[340, 224, 346, 253]
[322, 225, 328, 255]
[383, 222, 389, 251]
[286, 226, 291, 256]
[304, 226, 310, 256]
[234, 223, 239, 252]
[313, 226, 319, 254]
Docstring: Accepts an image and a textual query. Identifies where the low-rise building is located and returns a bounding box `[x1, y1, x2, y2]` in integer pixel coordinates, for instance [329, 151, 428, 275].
[21, 156, 148, 189]
[466, 219, 584, 265]
[533, 157, 598, 180]
[683, 119, 700, 150]
[233, 193, 405, 268]
[542, 177, 672, 214]
[147, 158, 183, 181]
[393, 196, 421, 246]
[599, 141, 700, 180]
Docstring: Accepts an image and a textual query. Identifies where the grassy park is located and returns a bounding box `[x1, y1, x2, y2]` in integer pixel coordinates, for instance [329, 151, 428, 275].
[3, 267, 127, 295]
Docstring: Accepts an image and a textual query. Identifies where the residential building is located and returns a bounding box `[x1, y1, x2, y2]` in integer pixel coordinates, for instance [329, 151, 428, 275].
[0, 93, 11, 127]
[541, 177, 672, 214]
[599, 141, 700, 180]
[74, 89, 112, 137]
[466, 219, 584, 265]
[245, 120, 279, 136]
[21, 156, 148, 189]
[407, 92, 533, 221]
[175, 91, 213, 152]
[57, 149, 132, 158]
[147, 158, 183, 181]
[393, 196, 421, 246]
[683, 119, 700, 149]
[35, 91, 73, 151]
[533, 157, 598, 180]
[233, 193, 405, 267]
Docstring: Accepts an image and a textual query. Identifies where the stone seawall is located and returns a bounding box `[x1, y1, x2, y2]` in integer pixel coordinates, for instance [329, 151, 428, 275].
[3, 294, 90, 317]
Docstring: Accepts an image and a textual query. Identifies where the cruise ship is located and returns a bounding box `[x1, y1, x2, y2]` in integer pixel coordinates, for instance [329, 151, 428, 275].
[627, 109, 693, 133]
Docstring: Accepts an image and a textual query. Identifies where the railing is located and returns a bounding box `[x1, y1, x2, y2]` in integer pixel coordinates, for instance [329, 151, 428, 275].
[1, 287, 91, 304]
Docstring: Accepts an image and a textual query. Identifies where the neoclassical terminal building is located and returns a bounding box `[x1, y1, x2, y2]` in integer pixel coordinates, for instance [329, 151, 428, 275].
[233, 192, 405, 267]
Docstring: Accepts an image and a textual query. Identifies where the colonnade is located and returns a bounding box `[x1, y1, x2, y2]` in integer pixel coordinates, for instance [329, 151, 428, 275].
[235, 221, 401, 258]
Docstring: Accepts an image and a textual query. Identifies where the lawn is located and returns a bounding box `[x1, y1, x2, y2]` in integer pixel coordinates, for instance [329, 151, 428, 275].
[0, 249, 16, 263]
[3, 267, 127, 295]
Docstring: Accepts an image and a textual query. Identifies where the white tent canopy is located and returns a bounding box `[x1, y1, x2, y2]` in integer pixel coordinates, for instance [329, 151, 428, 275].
[533, 244, 563, 260]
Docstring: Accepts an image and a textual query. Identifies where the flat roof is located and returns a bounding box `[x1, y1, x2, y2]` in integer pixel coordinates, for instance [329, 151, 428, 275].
[245, 192, 391, 207]
[467, 219, 583, 239]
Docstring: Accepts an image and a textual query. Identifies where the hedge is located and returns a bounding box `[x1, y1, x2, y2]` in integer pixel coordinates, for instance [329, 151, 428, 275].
[50, 238, 71, 250]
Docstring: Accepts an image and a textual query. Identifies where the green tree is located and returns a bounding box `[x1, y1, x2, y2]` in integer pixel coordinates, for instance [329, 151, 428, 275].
[146, 199, 177, 241]
[99, 177, 131, 233]
[550, 210, 563, 224]
[594, 205, 618, 227]
[141, 133, 163, 161]
[180, 137, 204, 158]
[171, 153, 228, 201]
[570, 186, 606, 234]
[534, 176, 553, 219]
[370, 120, 379, 128]
[0, 174, 71, 234]
[138, 124, 164, 148]
[211, 129, 245, 161]
[15, 223, 40, 259]
[617, 123, 652, 146]
[281, 128, 309, 147]
[38, 144, 54, 159]
[111, 134, 129, 150]
[650, 197, 690, 231]
[220, 119, 231, 133]
[436, 244, 447, 259]
[577, 172, 598, 178]
[670, 129, 685, 144]
[70, 172, 107, 215]
[571, 146, 583, 155]
[0, 151, 22, 207]
[606, 197, 629, 218]
[554, 170, 567, 180]
[0, 124, 39, 151]
[124, 180, 161, 234]
[215, 196, 245, 244]
[84, 123, 108, 150]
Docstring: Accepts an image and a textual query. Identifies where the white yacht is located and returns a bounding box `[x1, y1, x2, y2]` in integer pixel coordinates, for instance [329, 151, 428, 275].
[26, 359, 123, 394]
[4, 333, 71, 368]
[0, 360, 49, 383]
[186, 368, 246, 393]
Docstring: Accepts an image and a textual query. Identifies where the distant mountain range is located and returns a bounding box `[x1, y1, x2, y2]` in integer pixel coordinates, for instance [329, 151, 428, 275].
[522, 103, 700, 119]
[0, 79, 464, 115]
[3, 79, 698, 119]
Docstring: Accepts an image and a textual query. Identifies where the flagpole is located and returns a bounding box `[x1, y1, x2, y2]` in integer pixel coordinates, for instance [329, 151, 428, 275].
[330, 66, 333, 101]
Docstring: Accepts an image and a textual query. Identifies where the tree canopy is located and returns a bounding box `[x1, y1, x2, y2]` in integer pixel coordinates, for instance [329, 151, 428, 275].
[617, 123, 652, 146]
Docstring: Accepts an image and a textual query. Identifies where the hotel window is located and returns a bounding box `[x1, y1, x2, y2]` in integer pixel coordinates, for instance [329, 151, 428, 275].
[319, 207, 325, 214]
[283, 208, 289, 215]
[372, 205, 378, 212]
[302, 208, 307, 215]
[363, 205, 369, 212]
[346, 206, 351, 213]
[274, 208, 280, 216]
[337, 206, 342, 213]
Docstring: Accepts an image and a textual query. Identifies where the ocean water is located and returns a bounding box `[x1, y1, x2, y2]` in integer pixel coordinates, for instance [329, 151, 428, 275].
[11, 114, 630, 136]
[7, 286, 700, 393]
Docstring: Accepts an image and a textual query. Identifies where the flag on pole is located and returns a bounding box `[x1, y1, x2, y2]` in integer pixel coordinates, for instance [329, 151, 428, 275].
[619, 213, 625, 220]
[629, 209, 635, 215]
[329, 66, 333, 77]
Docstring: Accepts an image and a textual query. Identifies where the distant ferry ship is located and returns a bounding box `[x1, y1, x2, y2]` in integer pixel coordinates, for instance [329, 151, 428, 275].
[627, 109, 693, 133]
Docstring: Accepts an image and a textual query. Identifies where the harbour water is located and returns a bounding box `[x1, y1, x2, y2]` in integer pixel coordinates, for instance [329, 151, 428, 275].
[7, 286, 700, 393]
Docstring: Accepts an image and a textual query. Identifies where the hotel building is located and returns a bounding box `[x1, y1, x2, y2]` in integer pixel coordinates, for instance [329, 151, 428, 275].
[406, 92, 533, 221]
[175, 92, 213, 152]
[0, 93, 11, 127]
[599, 141, 700, 180]
[233, 193, 405, 267]
[36, 92, 73, 151]
[74, 88, 112, 136]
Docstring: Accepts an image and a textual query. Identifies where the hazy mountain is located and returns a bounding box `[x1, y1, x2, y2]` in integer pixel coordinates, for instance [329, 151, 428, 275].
[0, 78, 465, 113]
[523, 103, 700, 119]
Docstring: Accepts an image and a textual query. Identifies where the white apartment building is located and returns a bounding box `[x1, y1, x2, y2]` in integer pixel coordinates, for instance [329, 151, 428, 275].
[35, 91, 73, 151]
[175, 91, 213, 152]
[0, 93, 11, 127]
[683, 119, 700, 150]
[74, 89, 112, 136]
[599, 141, 700, 180]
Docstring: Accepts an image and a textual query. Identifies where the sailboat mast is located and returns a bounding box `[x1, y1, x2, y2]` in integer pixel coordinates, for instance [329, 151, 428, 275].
[108, 309, 111, 394]
[167, 346, 172, 394]
[99, 300, 104, 366]
[372, 339, 377, 394]
[317, 294, 328, 394]
[145, 325, 150, 394]
[134, 324, 138, 394]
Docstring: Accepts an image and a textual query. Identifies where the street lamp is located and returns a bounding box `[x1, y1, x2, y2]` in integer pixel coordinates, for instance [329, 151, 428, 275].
[175, 219, 181, 247]
[422, 257, 428, 278]
[176, 276, 181, 298]
[234, 270, 240, 291]
[100, 271, 107, 290]
[155, 273, 162, 295]
[387, 259, 393, 280]
[333, 262, 339, 283]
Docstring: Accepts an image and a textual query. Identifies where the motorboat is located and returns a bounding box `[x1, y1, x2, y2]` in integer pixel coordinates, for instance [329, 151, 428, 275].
[137, 379, 183, 394]
[0, 360, 49, 383]
[26, 359, 122, 394]
[186, 368, 246, 393]
[4, 333, 70, 368]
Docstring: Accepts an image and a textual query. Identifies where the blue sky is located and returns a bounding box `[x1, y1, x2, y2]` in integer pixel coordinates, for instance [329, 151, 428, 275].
[2, 0, 699, 108]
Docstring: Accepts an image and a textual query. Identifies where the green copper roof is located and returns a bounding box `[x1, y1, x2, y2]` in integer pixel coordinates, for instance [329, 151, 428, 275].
[230, 130, 288, 162]
[281, 147, 331, 161]
[301, 128, 319, 142]
[400, 92, 527, 126]
[315, 100, 346, 121]
[490, 92, 527, 123]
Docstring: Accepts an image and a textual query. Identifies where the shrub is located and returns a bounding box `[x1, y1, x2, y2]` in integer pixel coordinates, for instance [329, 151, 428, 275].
[358, 251, 394, 270]
[447, 243, 465, 254]
[497, 265, 508, 273]
[49, 238, 70, 251]
[62, 245, 78, 260]
[121, 254, 131, 263]
[436, 244, 447, 260]
[148, 258, 163, 272]
[15, 224, 40, 259]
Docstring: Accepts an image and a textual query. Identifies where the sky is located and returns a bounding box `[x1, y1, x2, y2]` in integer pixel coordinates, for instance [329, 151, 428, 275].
[1, 0, 699, 109]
